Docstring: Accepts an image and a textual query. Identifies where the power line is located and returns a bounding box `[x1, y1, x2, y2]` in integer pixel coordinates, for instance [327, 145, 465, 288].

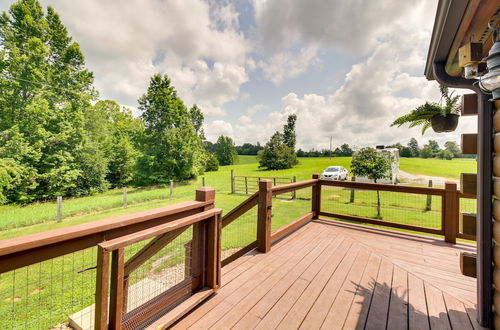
[0, 73, 96, 97]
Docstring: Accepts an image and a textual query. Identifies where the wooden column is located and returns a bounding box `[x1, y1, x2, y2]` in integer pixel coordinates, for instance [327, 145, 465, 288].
[443, 182, 458, 244]
[95, 246, 110, 330]
[109, 248, 125, 330]
[257, 180, 272, 253]
[312, 174, 321, 219]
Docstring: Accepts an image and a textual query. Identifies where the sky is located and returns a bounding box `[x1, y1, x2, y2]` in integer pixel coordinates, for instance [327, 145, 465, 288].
[0, 0, 478, 151]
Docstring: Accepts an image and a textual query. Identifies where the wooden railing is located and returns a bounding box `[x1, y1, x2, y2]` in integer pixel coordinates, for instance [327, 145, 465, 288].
[0, 187, 221, 330]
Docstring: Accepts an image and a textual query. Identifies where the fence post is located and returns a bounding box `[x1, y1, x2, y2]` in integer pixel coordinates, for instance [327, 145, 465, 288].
[56, 196, 62, 222]
[231, 170, 235, 194]
[202, 177, 205, 187]
[123, 187, 128, 208]
[425, 180, 432, 211]
[245, 176, 248, 195]
[350, 177, 356, 203]
[169, 180, 173, 200]
[292, 176, 297, 200]
[312, 174, 321, 219]
[443, 182, 458, 244]
[257, 180, 272, 253]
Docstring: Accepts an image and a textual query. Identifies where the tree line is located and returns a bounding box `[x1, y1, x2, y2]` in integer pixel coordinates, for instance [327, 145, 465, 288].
[0, 0, 218, 204]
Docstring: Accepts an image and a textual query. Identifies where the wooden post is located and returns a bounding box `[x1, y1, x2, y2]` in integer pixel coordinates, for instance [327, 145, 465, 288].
[109, 248, 125, 330]
[257, 180, 272, 253]
[95, 246, 110, 330]
[312, 174, 321, 219]
[56, 196, 62, 222]
[245, 176, 248, 195]
[202, 177, 205, 187]
[292, 176, 297, 200]
[349, 177, 355, 203]
[123, 187, 127, 208]
[443, 182, 458, 244]
[169, 180, 173, 200]
[425, 180, 432, 211]
[231, 170, 235, 194]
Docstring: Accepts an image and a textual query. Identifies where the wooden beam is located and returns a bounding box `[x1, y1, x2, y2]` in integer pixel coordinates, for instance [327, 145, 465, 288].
[461, 94, 478, 116]
[312, 174, 321, 219]
[460, 173, 477, 196]
[271, 212, 313, 243]
[95, 246, 110, 330]
[460, 212, 477, 236]
[443, 182, 458, 244]
[257, 180, 272, 253]
[109, 248, 125, 330]
[461, 134, 477, 154]
[460, 252, 477, 278]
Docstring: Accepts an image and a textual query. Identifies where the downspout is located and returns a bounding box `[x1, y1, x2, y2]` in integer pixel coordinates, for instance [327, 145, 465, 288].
[433, 61, 493, 328]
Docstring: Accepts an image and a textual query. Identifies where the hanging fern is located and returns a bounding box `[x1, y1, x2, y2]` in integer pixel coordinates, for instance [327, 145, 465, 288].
[390, 85, 461, 134]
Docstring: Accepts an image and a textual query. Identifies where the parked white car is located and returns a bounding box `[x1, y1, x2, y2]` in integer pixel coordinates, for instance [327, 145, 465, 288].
[321, 166, 348, 181]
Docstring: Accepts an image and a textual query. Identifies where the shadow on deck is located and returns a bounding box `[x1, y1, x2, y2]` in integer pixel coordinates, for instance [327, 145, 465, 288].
[172, 219, 481, 330]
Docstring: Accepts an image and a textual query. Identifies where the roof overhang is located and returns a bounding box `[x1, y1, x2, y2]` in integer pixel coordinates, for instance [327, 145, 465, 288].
[425, 0, 500, 81]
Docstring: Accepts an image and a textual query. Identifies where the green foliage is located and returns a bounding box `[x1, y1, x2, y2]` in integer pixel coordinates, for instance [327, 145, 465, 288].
[391, 85, 461, 134]
[408, 138, 420, 157]
[236, 142, 263, 155]
[215, 136, 238, 166]
[400, 147, 412, 157]
[204, 153, 219, 172]
[350, 148, 391, 183]
[258, 132, 297, 170]
[420, 145, 434, 158]
[136, 74, 203, 185]
[437, 149, 453, 160]
[444, 141, 460, 158]
[283, 114, 297, 150]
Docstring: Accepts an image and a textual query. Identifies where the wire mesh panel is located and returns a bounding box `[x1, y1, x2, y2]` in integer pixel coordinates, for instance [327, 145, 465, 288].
[124, 225, 193, 315]
[321, 185, 443, 230]
[271, 187, 312, 233]
[233, 176, 293, 196]
[0, 247, 98, 330]
[221, 204, 258, 262]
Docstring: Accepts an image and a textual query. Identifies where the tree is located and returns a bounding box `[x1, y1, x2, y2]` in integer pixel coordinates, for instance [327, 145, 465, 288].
[215, 136, 237, 166]
[236, 142, 263, 155]
[350, 148, 391, 218]
[437, 149, 453, 160]
[339, 144, 353, 156]
[189, 104, 205, 140]
[136, 74, 202, 184]
[444, 141, 460, 158]
[258, 132, 297, 170]
[204, 153, 219, 172]
[0, 0, 98, 202]
[283, 114, 297, 150]
[428, 140, 440, 155]
[400, 147, 412, 157]
[408, 138, 420, 157]
[420, 145, 434, 158]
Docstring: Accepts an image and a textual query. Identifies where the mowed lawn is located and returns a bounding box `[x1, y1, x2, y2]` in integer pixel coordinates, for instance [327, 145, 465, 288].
[0, 155, 477, 329]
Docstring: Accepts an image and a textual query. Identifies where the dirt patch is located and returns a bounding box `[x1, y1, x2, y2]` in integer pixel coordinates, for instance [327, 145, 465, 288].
[51, 322, 73, 330]
[330, 194, 340, 198]
[30, 288, 44, 295]
[4, 297, 21, 303]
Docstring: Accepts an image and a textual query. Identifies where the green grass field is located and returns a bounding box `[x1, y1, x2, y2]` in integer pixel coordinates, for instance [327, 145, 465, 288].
[0, 155, 477, 328]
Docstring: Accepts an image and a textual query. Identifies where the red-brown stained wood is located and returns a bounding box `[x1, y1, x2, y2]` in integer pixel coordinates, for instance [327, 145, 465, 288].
[461, 173, 477, 197]
[443, 182, 458, 244]
[365, 258, 394, 330]
[109, 248, 125, 330]
[461, 252, 477, 278]
[425, 282, 452, 330]
[95, 246, 110, 330]
[312, 174, 321, 219]
[387, 266, 408, 330]
[461, 133, 478, 154]
[408, 273, 430, 330]
[461, 93, 478, 116]
[257, 179, 272, 253]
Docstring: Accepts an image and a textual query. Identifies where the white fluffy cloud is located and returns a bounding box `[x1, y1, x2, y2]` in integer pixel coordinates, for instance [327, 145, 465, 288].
[42, 0, 250, 115]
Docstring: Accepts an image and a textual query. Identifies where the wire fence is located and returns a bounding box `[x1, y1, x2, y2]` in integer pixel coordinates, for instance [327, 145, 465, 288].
[221, 204, 258, 262]
[320, 185, 444, 230]
[0, 247, 98, 329]
[271, 187, 312, 233]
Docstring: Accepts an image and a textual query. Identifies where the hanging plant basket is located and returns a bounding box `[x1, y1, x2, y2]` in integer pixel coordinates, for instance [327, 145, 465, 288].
[430, 114, 459, 133]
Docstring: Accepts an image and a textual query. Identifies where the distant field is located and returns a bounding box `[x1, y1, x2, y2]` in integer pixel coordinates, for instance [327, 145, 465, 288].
[0, 155, 476, 239]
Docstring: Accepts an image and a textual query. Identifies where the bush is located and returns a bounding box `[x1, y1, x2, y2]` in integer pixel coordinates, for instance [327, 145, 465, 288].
[205, 153, 219, 172]
[258, 132, 297, 170]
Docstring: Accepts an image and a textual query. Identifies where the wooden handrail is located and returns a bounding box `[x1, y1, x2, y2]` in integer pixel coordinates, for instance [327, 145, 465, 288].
[271, 179, 318, 195]
[99, 209, 222, 251]
[320, 179, 445, 195]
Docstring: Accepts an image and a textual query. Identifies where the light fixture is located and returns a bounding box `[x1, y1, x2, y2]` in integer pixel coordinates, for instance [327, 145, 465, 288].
[479, 28, 500, 100]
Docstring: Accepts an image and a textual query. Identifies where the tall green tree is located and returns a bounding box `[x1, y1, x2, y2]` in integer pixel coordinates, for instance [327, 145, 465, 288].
[136, 74, 202, 184]
[350, 148, 391, 219]
[215, 136, 238, 166]
[258, 132, 297, 170]
[408, 138, 420, 157]
[0, 0, 98, 202]
[283, 114, 297, 150]
[444, 141, 460, 158]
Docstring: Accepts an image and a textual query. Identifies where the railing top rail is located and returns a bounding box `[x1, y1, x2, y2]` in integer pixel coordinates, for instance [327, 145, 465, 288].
[234, 175, 292, 180]
[271, 179, 318, 195]
[222, 192, 259, 228]
[320, 179, 446, 196]
[99, 208, 222, 251]
[0, 200, 211, 257]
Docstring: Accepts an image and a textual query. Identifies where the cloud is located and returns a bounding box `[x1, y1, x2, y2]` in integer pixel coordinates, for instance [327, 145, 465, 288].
[258, 45, 319, 85]
[42, 0, 250, 116]
[205, 119, 234, 141]
[253, 0, 417, 52]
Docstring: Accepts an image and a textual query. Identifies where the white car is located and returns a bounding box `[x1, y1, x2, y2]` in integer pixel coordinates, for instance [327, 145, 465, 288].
[321, 166, 348, 181]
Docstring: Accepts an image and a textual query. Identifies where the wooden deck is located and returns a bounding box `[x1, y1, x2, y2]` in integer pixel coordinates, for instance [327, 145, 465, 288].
[172, 219, 481, 330]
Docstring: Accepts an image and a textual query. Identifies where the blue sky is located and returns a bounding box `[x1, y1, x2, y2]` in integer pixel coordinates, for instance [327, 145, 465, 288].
[1, 0, 477, 150]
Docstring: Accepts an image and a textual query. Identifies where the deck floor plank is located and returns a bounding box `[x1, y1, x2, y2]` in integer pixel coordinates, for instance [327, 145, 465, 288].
[173, 220, 479, 330]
